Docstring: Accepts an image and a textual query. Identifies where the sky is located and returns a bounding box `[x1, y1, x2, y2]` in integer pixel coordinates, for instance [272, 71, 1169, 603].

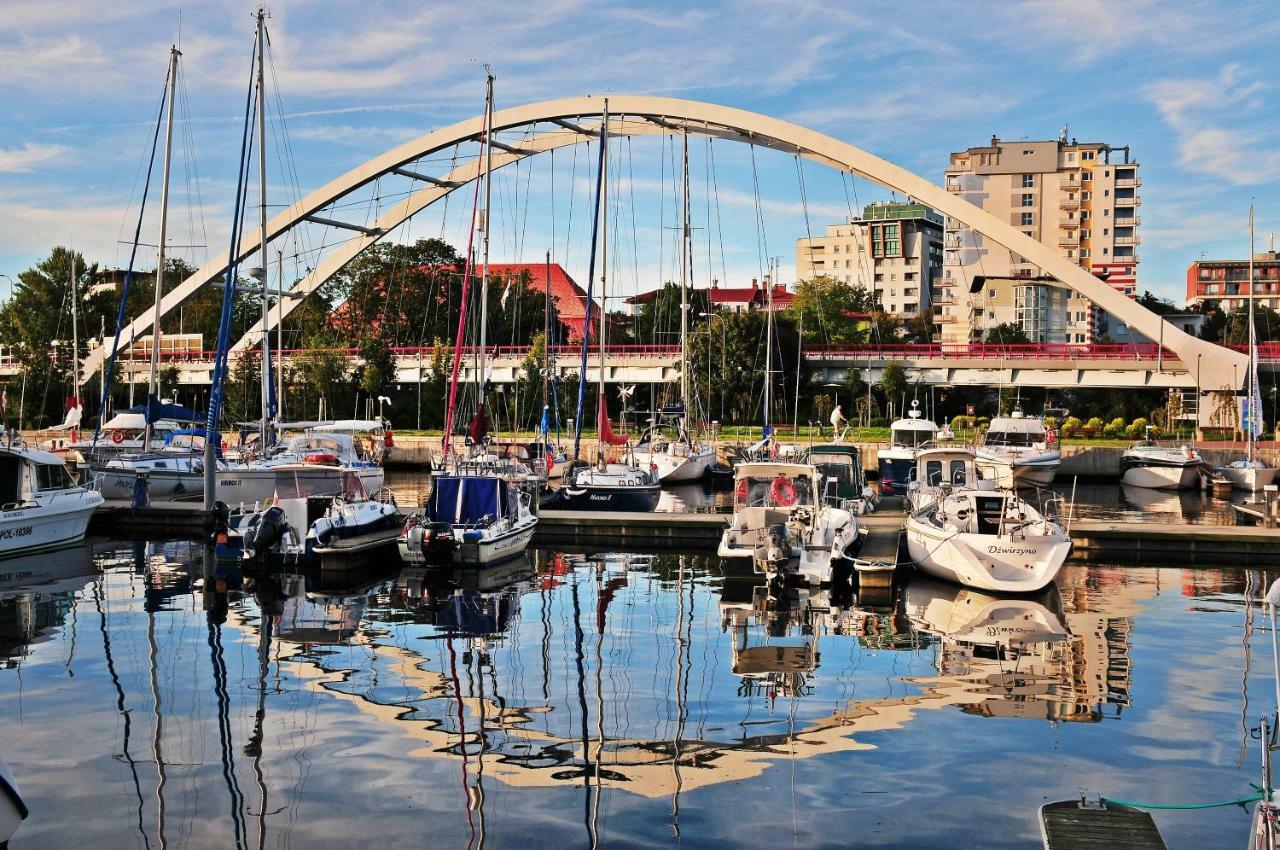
[2, 0, 1279, 310]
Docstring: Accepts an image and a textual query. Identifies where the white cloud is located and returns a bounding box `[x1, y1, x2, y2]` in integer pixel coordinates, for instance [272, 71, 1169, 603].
[0, 142, 69, 173]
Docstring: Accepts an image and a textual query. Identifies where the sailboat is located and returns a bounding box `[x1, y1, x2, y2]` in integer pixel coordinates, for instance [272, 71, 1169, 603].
[398, 71, 537, 566]
[1217, 207, 1277, 492]
[554, 100, 660, 512]
[631, 130, 716, 484]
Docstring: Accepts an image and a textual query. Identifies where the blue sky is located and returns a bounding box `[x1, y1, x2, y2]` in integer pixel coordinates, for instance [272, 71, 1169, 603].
[1, 0, 1278, 308]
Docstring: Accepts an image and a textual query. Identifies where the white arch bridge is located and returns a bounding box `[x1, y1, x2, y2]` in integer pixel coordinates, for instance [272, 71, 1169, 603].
[78, 95, 1246, 399]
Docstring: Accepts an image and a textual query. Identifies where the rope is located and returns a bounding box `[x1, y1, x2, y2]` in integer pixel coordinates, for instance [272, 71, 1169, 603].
[1100, 785, 1269, 810]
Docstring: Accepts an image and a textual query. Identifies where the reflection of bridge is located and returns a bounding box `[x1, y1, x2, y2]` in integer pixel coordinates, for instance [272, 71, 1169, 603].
[46, 342, 1277, 391]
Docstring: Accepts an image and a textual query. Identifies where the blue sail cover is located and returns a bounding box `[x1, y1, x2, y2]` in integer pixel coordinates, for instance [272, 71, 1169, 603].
[126, 396, 203, 424]
[427, 476, 512, 525]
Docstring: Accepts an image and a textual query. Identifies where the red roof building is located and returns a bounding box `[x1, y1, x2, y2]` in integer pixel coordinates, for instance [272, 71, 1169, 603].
[625, 278, 794, 313]
[482, 263, 600, 342]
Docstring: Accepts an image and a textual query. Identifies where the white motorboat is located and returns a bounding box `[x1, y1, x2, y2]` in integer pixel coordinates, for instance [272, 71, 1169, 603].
[1217, 459, 1278, 493]
[0, 754, 27, 845]
[717, 461, 863, 586]
[876, 400, 938, 496]
[236, 491, 402, 564]
[632, 412, 716, 483]
[1119, 439, 1200, 490]
[399, 474, 537, 566]
[905, 447, 1070, 593]
[0, 445, 104, 557]
[974, 409, 1060, 489]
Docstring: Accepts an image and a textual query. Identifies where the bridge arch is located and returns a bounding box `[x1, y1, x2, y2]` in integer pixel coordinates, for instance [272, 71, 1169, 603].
[81, 96, 1245, 391]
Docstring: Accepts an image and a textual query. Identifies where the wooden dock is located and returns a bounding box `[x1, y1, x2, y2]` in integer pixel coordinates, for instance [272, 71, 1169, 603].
[535, 509, 728, 549]
[1040, 799, 1166, 849]
[1069, 520, 1280, 565]
[90, 500, 215, 538]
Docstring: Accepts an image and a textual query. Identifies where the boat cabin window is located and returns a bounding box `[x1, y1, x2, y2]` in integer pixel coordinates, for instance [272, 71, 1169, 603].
[811, 454, 858, 489]
[739, 474, 813, 508]
[0, 456, 21, 503]
[35, 463, 73, 491]
[985, 430, 1038, 448]
[923, 459, 970, 487]
[892, 427, 934, 448]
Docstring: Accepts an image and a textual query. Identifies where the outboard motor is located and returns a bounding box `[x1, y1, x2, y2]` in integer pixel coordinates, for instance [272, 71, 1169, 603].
[753, 523, 791, 576]
[242, 505, 288, 560]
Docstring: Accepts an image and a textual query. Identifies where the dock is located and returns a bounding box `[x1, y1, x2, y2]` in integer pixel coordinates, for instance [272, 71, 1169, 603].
[535, 509, 728, 549]
[90, 500, 215, 538]
[1040, 799, 1166, 850]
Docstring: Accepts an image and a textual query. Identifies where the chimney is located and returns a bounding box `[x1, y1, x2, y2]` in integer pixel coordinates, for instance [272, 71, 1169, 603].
[751, 278, 758, 291]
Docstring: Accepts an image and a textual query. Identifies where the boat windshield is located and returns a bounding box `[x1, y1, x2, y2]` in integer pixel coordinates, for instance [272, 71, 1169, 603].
[892, 427, 935, 448]
[922, 458, 972, 487]
[985, 431, 1039, 448]
[738, 474, 814, 508]
[811, 453, 859, 489]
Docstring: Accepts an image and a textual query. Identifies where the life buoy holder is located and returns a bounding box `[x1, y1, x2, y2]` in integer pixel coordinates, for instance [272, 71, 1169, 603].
[111, 429, 125, 445]
[735, 479, 748, 503]
[771, 478, 798, 507]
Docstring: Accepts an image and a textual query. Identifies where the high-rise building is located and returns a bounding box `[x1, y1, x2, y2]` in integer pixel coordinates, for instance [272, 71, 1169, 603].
[1185, 250, 1280, 312]
[938, 134, 1141, 344]
[795, 201, 943, 319]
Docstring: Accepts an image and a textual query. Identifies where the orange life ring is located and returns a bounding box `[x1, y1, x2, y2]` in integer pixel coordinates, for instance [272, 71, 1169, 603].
[771, 477, 798, 507]
[110, 429, 125, 445]
[735, 479, 748, 503]
[305, 452, 339, 465]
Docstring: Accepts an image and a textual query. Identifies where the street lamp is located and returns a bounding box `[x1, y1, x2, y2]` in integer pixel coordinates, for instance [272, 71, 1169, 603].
[0, 274, 14, 303]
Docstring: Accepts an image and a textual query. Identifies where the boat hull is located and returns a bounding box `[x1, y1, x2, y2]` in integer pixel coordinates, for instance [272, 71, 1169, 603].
[216, 466, 346, 505]
[457, 520, 538, 566]
[0, 755, 26, 844]
[551, 483, 661, 512]
[905, 519, 1070, 593]
[633, 448, 715, 483]
[0, 492, 103, 558]
[1215, 464, 1279, 492]
[93, 468, 204, 501]
[1119, 463, 1198, 490]
[975, 453, 1059, 489]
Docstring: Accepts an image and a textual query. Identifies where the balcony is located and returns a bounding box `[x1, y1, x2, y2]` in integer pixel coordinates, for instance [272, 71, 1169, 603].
[1115, 177, 1142, 188]
[1059, 234, 1080, 247]
[1115, 215, 1140, 227]
[945, 180, 963, 193]
[944, 216, 963, 230]
[1114, 194, 1141, 206]
[1059, 217, 1080, 228]
[1059, 197, 1081, 211]
[1114, 235, 1141, 245]
[944, 253, 962, 266]
[1113, 254, 1140, 264]
[1060, 176, 1081, 190]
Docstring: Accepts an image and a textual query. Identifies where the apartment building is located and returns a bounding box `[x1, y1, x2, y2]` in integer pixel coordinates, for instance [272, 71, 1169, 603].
[938, 134, 1141, 343]
[1185, 250, 1280, 312]
[795, 201, 943, 318]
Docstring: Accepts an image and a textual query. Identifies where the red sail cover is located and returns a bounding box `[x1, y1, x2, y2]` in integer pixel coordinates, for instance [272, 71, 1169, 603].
[467, 405, 490, 445]
[598, 399, 628, 446]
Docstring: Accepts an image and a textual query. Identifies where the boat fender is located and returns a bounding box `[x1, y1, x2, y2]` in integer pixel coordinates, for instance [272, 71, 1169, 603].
[111, 429, 125, 445]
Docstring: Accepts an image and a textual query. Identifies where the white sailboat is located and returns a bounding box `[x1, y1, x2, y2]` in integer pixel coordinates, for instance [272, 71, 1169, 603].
[632, 129, 715, 483]
[974, 408, 1060, 489]
[1217, 207, 1277, 491]
[904, 447, 1070, 593]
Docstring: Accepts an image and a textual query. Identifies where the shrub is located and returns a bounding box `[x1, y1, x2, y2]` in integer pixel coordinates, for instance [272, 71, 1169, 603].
[950, 415, 976, 433]
[976, 417, 990, 431]
[1082, 417, 1105, 438]
[869, 416, 887, 428]
[1124, 417, 1150, 439]
[1044, 416, 1059, 431]
[1060, 416, 1082, 438]
[1103, 417, 1126, 438]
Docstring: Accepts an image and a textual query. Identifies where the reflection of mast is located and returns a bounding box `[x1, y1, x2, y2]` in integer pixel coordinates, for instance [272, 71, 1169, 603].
[93, 575, 152, 850]
[671, 555, 690, 836]
[591, 564, 606, 848]
[446, 635, 475, 849]
[474, 637, 487, 850]
[245, 607, 273, 850]
[570, 572, 593, 845]
[208, 615, 248, 848]
[146, 577, 168, 849]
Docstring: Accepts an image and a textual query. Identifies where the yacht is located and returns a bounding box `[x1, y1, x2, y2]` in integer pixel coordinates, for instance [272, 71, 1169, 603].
[1119, 438, 1200, 490]
[717, 460, 863, 586]
[217, 427, 383, 506]
[904, 447, 1070, 593]
[631, 408, 717, 483]
[805, 443, 878, 514]
[974, 409, 1060, 489]
[0, 445, 104, 556]
[876, 400, 938, 496]
[552, 453, 662, 511]
[398, 474, 538, 566]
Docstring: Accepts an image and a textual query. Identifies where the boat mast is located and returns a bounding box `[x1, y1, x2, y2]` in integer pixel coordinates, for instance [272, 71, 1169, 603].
[255, 7, 272, 448]
[276, 247, 285, 422]
[596, 108, 610, 460]
[680, 129, 691, 432]
[764, 258, 775, 432]
[144, 45, 180, 449]
[543, 249, 551, 431]
[69, 256, 79, 405]
[1248, 205, 1257, 463]
[477, 70, 495, 419]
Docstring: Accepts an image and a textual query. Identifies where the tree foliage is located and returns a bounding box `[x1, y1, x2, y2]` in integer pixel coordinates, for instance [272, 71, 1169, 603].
[788, 275, 876, 345]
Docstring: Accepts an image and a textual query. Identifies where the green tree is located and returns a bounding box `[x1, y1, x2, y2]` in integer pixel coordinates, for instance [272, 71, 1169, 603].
[1136, 290, 1179, 317]
[985, 322, 1030, 344]
[877, 361, 910, 417]
[789, 275, 876, 345]
[628, 282, 711, 346]
[293, 342, 350, 421]
[688, 308, 801, 426]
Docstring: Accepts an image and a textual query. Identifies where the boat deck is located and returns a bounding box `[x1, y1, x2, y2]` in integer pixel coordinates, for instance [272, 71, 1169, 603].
[1040, 800, 1166, 849]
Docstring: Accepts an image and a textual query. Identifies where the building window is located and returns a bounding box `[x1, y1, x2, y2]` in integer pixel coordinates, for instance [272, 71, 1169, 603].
[1082, 229, 1090, 239]
[1082, 171, 1092, 181]
[1021, 174, 1034, 188]
[1021, 193, 1035, 207]
[1020, 212, 1034, 226]
[1125, 267, 1133, 274]
[1083, 151, 1095, 160]
[871, 223, 901, 258]
[1082, 191, 1091, 201]
[1103, 227, 1109, 235]
[988, 289, 996, 298]
[1103, 188, 1110, 197]
[1103, 248, 1109, 255]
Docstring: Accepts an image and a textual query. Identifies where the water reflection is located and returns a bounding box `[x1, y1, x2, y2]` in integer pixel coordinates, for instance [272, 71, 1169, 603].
[0, 543, 1267, 848]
